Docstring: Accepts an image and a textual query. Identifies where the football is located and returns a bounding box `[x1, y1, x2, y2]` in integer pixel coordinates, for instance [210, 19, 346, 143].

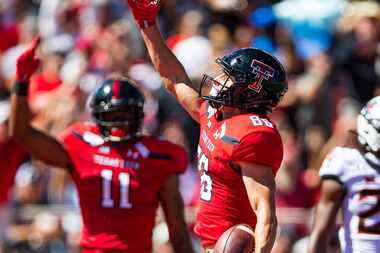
[213, 224, 255, 253]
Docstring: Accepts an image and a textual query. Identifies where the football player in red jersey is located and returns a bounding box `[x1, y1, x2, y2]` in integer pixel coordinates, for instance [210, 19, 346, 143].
[9, 37, 194, 253]
[0, 100, 28, 248]
[126, 1, 288, 252]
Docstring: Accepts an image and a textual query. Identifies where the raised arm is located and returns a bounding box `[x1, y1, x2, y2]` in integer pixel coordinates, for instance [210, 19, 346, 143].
[239, 162, 277, 253]
[9, 37, 72, 170]
[159, 174, 194, 253]
[307, 179, 345, 253]
[127, 0, 202, 122]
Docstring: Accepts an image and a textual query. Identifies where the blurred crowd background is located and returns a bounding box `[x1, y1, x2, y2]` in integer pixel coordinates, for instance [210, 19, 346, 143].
[0, 0, 379, 252]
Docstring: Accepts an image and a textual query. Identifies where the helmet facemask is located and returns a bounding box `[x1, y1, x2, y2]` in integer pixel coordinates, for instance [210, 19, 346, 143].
[199, 70, 235, 109]
[92, 104, 144, 142]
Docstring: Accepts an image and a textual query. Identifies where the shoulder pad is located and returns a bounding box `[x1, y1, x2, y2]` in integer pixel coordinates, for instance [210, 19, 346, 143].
[220, 113, 278, 144]
[68, 122, 104, 146]
[82, 131, 104, 146]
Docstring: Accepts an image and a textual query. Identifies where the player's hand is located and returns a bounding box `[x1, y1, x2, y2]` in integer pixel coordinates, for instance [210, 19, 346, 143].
[127, 0, 160, 29]
[16, 36, 40, 82]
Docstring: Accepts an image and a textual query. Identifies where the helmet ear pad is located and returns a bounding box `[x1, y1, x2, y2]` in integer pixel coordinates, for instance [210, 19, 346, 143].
[218, 83, 275, 113]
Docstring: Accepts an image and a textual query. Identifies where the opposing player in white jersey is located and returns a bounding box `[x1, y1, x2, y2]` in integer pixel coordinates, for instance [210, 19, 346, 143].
[308, 96, 380, 253]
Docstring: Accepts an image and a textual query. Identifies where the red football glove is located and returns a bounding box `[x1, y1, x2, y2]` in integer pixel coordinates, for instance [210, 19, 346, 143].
[16, 36, 40, 82]
[127, 0, 160, 29]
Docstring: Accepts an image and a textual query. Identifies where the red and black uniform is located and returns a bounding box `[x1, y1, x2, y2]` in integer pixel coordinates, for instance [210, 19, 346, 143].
[60, 122, 187, 253]
[194, 102, 283, 247]
[0, 140, 27, 204]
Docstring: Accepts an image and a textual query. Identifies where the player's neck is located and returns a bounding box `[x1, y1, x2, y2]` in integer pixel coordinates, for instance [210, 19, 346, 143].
[219, 107, 242, 121]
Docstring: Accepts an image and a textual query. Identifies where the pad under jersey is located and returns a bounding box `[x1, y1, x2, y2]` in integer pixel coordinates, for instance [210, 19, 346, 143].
[194, 102, 284, 247]
[320, 147, 380, 253]
[60, 122, 187, 252]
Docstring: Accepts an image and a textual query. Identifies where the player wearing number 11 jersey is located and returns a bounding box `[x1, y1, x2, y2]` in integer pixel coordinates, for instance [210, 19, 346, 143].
[308, 96, 380, 253]
[9, 38, 193, 253]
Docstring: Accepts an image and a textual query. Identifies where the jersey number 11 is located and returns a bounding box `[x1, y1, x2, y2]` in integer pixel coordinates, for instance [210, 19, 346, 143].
[101, 169, 133, 209]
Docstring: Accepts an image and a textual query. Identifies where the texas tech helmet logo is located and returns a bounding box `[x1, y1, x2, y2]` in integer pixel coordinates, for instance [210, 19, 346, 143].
[248, 60, 275, 93]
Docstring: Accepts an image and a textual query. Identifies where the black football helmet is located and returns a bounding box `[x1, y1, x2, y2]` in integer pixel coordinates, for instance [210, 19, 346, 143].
[90, 78, 144, 142]
[199, 48, 288, 114]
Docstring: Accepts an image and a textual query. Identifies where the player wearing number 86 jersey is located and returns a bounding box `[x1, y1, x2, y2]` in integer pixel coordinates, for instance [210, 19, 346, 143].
[126, 1, 288, 251]
[308, 96, 380, 253]
[9, 38, 193, 253]
[195, 101, 283, 247]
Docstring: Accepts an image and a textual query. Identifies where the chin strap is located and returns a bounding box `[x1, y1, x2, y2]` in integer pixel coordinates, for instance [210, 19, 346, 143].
[214, 106, 224, 121]
[102, 130, 142, 143]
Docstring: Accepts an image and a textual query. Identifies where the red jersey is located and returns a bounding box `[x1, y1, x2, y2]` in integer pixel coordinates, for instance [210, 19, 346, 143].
[194, 102, 283, 247]
[60, 122, 187, 252]
[0, 140, 27, 204]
